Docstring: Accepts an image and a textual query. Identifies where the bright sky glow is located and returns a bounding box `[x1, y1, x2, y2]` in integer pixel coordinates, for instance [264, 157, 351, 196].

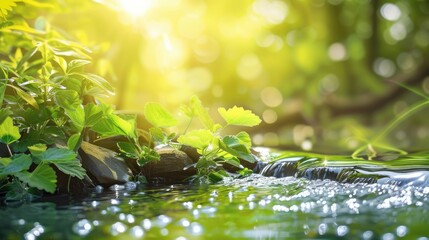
[118, 0, 153, 17]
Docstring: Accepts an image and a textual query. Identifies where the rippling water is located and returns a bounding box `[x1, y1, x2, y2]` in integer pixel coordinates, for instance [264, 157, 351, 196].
[1, 175, 429, 239]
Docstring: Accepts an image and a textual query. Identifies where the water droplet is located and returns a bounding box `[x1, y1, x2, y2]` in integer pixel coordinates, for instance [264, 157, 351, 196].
[396, 225, 408, 237]
[183, 201, 193, 209]
[318, 223, 328, 235]
[337, 225, 349, 237]
[110, 184, 125, 191]
[73, 219, 92, 236]
[130, 226, 144, 238]
[125, 181, 137, 190]
[160, 228, 169, 236]
[155, 215, 172, 227]
[188, 222, 203, 235]
[362, 230, 374, 240]
[382, 232, 395, 240]
[179, 218, 190, 227]
[95, 185, 104, 193]
[91, 201, 99, 208]
[141, 219, 152, 230]
[110, 222, 127, 236]
[106, 206, 121, 213]
[24, 233, 35, 240]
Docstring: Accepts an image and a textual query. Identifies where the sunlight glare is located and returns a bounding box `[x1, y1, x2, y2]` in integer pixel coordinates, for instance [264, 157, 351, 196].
[118, 0, 153, 17]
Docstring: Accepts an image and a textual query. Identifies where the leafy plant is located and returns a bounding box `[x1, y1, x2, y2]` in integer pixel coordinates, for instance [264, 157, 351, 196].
[140, 95, 262, 183]
[0, 117, 85, 200]
[0, 3, 137, 200]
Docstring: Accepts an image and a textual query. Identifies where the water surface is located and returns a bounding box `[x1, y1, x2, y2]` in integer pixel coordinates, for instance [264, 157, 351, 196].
[1, 175, 429, 239]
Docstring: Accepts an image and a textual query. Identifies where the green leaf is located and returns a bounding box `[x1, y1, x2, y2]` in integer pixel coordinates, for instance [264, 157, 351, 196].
[73, 73, 114, 95]
[53, 161, 86, 179]
[218, 106, 261, 127]
[222, 135, 250, 153]
[33, 147, 77, 163]
[65, 106, 85, 131]
[144, 102, 178, 127]
[67, 133, 81, 151]
[189, 96, 215, 131]
[0, 82, 6, 105]
[238, 168, 253, 177]
[67, 59, 91, 73]
[208, 171, 225, 183]
[0, 20, 13, 29]
[0, 116, 21, 145]
[54, 90, 81, 110]
[0, 154, 32, 177]
[47, 45, 89, 59]
[219, 136, 255, 163]
[196, 157, 217, 170]
[17, 46, 40, 71]
[53, 56, 68, 74]
[236, 131, 252, 149]
[177, 129, 214, 150]
[223, 156, 242, 168]
[0, 107, 11, 124]
[92, 118, 123, 137]
[0, 0, 19, 16]
[117, 141, 140, 159]
[28, 143, 47, 155]
[84, 103, 103, 127]
[15, 164, 57, 193]
[137, 146, 160, 166]
[7, 84, 39, 109]
[0, 157, 11, 167]
[149, 127, 166, 144]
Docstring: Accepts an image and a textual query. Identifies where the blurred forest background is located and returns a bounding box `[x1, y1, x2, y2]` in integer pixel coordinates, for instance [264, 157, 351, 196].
[3, 0, 429, 153]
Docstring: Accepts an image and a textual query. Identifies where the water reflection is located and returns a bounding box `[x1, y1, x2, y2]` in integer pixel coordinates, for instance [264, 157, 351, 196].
[1, 176, 429, 239]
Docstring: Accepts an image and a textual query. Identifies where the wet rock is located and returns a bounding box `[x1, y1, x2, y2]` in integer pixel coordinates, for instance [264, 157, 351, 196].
[180, 145, 200, 163]
[143, 146, 195, 183]
[91, 136, 141, 174]
[79, 141, 132, 186]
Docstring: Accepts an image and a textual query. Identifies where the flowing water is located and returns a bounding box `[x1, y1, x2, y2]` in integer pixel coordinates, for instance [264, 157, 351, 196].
[1, 174, 429, 239]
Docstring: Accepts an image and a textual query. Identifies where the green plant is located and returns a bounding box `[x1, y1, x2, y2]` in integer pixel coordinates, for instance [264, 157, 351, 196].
[137, 96, 262, 183]
[352, 83, 429, 159]
[0, 116, 85, 200]
[0, 2, 139, 200]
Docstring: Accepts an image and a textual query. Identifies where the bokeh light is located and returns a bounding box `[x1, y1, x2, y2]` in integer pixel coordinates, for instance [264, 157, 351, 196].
[33, 0, 429, 151]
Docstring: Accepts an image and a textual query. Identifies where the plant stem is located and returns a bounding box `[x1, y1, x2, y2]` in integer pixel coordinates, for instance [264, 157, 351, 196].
[373, 100, 429, 143]
[6, 144, 12, 157]
[183, 117, 193, 135]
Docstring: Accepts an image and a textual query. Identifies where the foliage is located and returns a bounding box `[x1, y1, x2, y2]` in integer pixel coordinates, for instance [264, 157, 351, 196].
[177, 96, 261, 182]
[0, 2, 139, 201]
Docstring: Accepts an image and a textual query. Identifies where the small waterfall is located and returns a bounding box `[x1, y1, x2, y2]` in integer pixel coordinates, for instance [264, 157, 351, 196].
[258, 157, 301, 177]
[252, 155, 429, 186]
[253, 157, 381, 184]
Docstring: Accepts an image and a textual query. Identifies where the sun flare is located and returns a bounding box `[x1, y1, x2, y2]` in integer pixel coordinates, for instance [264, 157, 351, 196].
[118, 0, 153, 17]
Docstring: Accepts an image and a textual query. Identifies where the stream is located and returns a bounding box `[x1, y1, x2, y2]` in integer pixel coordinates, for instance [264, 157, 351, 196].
[1, 173, 429, 239]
